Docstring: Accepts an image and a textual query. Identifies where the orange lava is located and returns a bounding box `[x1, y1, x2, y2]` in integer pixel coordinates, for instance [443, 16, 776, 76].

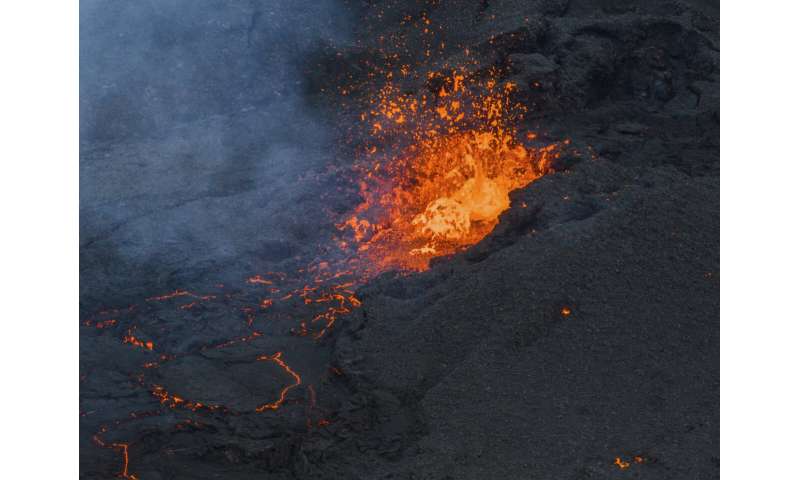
[255, 352, 303, 412]
[112, 443, 137, 479]
[150, 384, 223, 412]
[122, 328, 153, 351]
[146, 289, 215, 303]
[339, 69, 566, 272]
[204, 330, 263, 350]
[92, 426, 138, 479]
[145, 351, 302, 414]
[83, 318, 117, 329]
[247, 275, 273, 285]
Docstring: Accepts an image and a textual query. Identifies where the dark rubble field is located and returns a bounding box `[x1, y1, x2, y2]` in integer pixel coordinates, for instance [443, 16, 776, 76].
[80, 0, 719, 478]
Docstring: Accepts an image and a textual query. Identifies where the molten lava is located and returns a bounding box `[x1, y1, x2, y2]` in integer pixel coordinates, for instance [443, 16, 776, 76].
[254, 352, 303, 412]
[339, 69, 565, 271]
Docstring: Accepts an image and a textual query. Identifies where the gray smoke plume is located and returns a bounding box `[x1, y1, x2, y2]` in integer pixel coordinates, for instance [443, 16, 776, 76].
[80, 0, 355, 307]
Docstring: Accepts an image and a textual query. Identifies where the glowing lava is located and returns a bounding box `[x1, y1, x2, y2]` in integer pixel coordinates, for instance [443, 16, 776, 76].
[255, 352, 303, 412]
[92, 426, 138, 479]
[614, 457, 631, 470]
[339, 69, 566, 272]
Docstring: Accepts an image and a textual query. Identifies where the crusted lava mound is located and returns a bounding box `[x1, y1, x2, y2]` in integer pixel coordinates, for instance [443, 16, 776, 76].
[80, 0, 718, 478]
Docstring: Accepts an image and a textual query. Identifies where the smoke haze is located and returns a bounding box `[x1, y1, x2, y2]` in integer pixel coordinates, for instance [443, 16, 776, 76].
[80, 0, 355, 307]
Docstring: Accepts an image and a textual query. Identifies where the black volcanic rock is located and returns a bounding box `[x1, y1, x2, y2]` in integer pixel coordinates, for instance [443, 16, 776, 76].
[80, 0, 719, 478]
[331, 169, 718, 479]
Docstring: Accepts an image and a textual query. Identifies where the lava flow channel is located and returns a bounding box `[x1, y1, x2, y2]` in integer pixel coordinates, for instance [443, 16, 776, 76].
[338, 68, 568, 272]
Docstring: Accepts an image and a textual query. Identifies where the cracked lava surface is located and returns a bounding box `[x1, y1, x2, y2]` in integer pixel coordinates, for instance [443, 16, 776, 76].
[80, 1, 719, 478]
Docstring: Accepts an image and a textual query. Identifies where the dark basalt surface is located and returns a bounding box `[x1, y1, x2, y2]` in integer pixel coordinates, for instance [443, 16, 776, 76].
[80, 0, 719, 478]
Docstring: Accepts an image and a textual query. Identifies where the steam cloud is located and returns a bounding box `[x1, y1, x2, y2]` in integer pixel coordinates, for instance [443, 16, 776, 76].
[80, 0, 355, 306]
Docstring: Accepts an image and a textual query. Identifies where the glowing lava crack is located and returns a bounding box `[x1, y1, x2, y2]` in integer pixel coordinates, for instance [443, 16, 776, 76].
[254, 352, 303, 412]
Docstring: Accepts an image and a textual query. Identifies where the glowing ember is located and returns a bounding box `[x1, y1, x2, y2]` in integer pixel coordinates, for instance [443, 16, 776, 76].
[339, 69, 566, 272]
[122, 327, 154, 351]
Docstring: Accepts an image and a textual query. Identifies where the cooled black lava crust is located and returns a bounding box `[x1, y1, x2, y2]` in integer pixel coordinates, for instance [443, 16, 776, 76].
[80, 1, 719, 478]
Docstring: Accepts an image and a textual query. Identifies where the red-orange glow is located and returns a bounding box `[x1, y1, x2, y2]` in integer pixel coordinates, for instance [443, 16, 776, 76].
[561, 306, 572, 317]
[307, 384, 317, 408]
[255, 352, 303, 412]
[150, 384, 223, 412]
[307, 285, 360, 339]
[122, 328, 154, 351]
[92, 427, 138, 479]
[339, 69, 566, 272]
[146, 289, 215, 303]
[111, 443, 137, 479]
[614, 457, 631, 470]
[205, 331, 263, 350]
[83, 318, 118, 329]
[247, 275, 273, 285]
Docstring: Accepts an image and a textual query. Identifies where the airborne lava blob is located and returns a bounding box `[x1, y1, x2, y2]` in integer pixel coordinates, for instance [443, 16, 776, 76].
[338, 69, 567, 271]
